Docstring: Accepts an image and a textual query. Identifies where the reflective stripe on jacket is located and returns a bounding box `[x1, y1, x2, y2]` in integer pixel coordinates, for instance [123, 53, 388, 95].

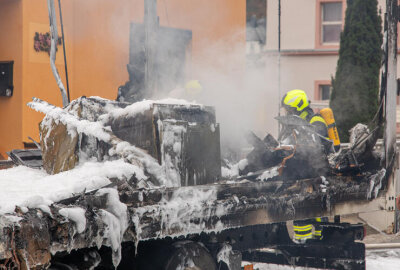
[299, 108, 328, 138]
[309, 114, 329, 138]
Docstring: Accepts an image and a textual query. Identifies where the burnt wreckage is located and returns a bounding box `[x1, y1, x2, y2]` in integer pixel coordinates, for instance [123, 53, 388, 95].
[239, 114, 383, 181]
[0, 92, 390, 270]
[0, 1, 398, 270]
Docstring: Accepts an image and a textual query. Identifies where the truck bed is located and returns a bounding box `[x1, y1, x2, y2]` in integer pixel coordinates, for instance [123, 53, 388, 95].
[0, 168, 390, 269]
[5, 97, 390, 269]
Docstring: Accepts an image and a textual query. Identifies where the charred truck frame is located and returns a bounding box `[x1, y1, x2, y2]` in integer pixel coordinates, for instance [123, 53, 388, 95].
[0, 0, 398, 270]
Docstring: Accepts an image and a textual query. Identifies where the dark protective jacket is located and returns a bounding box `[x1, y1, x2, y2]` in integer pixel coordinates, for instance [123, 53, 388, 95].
[292, 109, 329, 240]
[298, 107, 328, 138]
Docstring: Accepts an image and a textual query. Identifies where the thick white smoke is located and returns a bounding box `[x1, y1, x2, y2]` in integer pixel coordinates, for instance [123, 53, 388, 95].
[178, 31, 281, 161]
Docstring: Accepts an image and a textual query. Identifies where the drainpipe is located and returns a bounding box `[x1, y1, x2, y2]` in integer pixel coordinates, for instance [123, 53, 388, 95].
[47, 0, 69, 107]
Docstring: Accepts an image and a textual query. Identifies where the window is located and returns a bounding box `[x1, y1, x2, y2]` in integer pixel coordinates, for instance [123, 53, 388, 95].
[394, 2, 400, 58]
[319, 85, 332, 100]
[314, 81, 332, 101]
[321, 2, 342, 44]
[246, 0, 266, 45]
[315, 0, 345, 49]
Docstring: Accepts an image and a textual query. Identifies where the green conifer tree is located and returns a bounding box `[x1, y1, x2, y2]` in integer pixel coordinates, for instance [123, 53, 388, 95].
[330, 0, 382, 142]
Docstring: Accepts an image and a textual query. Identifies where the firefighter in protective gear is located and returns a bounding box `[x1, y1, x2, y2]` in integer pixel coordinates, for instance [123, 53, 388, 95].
[292, 217, 328, 242]
[281, 89, 329, 241]
[281, 89, 328, 139]
[168, 80, 203, 101]
[184, 80, 203, 96]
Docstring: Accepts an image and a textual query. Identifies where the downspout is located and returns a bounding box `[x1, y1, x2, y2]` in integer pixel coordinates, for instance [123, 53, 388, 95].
[47, 0, 69, 107]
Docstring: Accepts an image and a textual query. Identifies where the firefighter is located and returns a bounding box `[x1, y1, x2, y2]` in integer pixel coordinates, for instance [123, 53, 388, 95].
[168, 80, 203, 101]
[281, 89, 329, 242]
[184, 80, 203, 98]
[281, 89, 328, 139]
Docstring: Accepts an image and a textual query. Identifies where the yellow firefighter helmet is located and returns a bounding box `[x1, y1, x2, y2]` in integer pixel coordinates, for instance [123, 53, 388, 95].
[185, 80, 203, 96]
[281, 89, 310, 113]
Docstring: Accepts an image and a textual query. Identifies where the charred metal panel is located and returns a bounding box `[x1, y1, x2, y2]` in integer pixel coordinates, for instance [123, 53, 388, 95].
[111, 109, 159, 160]
[111, 104, 221, 186]
[155, 104, 216, 124]
[126, 24, 146, 101]
[183, 122, 221, 185]
[198, 223, 292, 252]
[118, 23, 192, 102]
[7, 149, 42, 168]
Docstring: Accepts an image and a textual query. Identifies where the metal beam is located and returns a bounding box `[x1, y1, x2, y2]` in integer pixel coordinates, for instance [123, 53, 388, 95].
[144, 0, 158, 98]
[385, 0, 400, 233]
[47, 0, 69, 107]
[385, 0, 397, 169]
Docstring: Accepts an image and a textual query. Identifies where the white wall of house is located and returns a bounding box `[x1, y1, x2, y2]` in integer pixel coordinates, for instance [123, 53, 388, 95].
[267, 0, 317, 51]
[280, 55, 338, 93]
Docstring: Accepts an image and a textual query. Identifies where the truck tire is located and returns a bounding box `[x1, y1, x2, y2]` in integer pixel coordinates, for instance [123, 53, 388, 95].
[48, 262, 76, 270]
[163, 241, 217, 270]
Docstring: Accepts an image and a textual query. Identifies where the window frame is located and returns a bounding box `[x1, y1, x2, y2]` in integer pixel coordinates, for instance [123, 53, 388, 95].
[315, 0, 346, 49]
[314, 80, 332, 101]
[398, 0, 400, 48]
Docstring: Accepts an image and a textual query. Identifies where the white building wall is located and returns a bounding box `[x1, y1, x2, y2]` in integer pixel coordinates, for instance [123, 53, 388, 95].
[267, 0, 387, 50]
[280, 55, 338, 95]
[267, 0, 317, 50]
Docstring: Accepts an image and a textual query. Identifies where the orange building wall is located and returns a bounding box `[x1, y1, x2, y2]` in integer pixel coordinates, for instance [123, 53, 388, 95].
[21, 0, 74, 145]
[0, 0, 23, 157]
[1, 0, 245, 157]
[70, 0, 246, 99]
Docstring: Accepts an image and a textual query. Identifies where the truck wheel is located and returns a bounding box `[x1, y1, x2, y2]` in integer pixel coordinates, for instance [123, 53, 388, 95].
[48, 262, 75, 270]
[163, 241, 217, 270]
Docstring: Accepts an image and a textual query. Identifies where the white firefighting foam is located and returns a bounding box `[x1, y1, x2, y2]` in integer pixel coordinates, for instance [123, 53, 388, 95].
[131, 185, 225, 243]
[0, 159, 142, 215]
[242, 249, 400, 270]
[4, 97, 229, 268]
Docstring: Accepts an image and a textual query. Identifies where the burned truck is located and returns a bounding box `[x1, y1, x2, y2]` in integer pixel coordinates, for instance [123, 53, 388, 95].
[0, 91, 393, 270]
[0, 0, 398, 269]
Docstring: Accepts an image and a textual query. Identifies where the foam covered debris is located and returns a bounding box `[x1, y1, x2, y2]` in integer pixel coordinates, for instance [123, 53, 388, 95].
[0, 159, 141, 214]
